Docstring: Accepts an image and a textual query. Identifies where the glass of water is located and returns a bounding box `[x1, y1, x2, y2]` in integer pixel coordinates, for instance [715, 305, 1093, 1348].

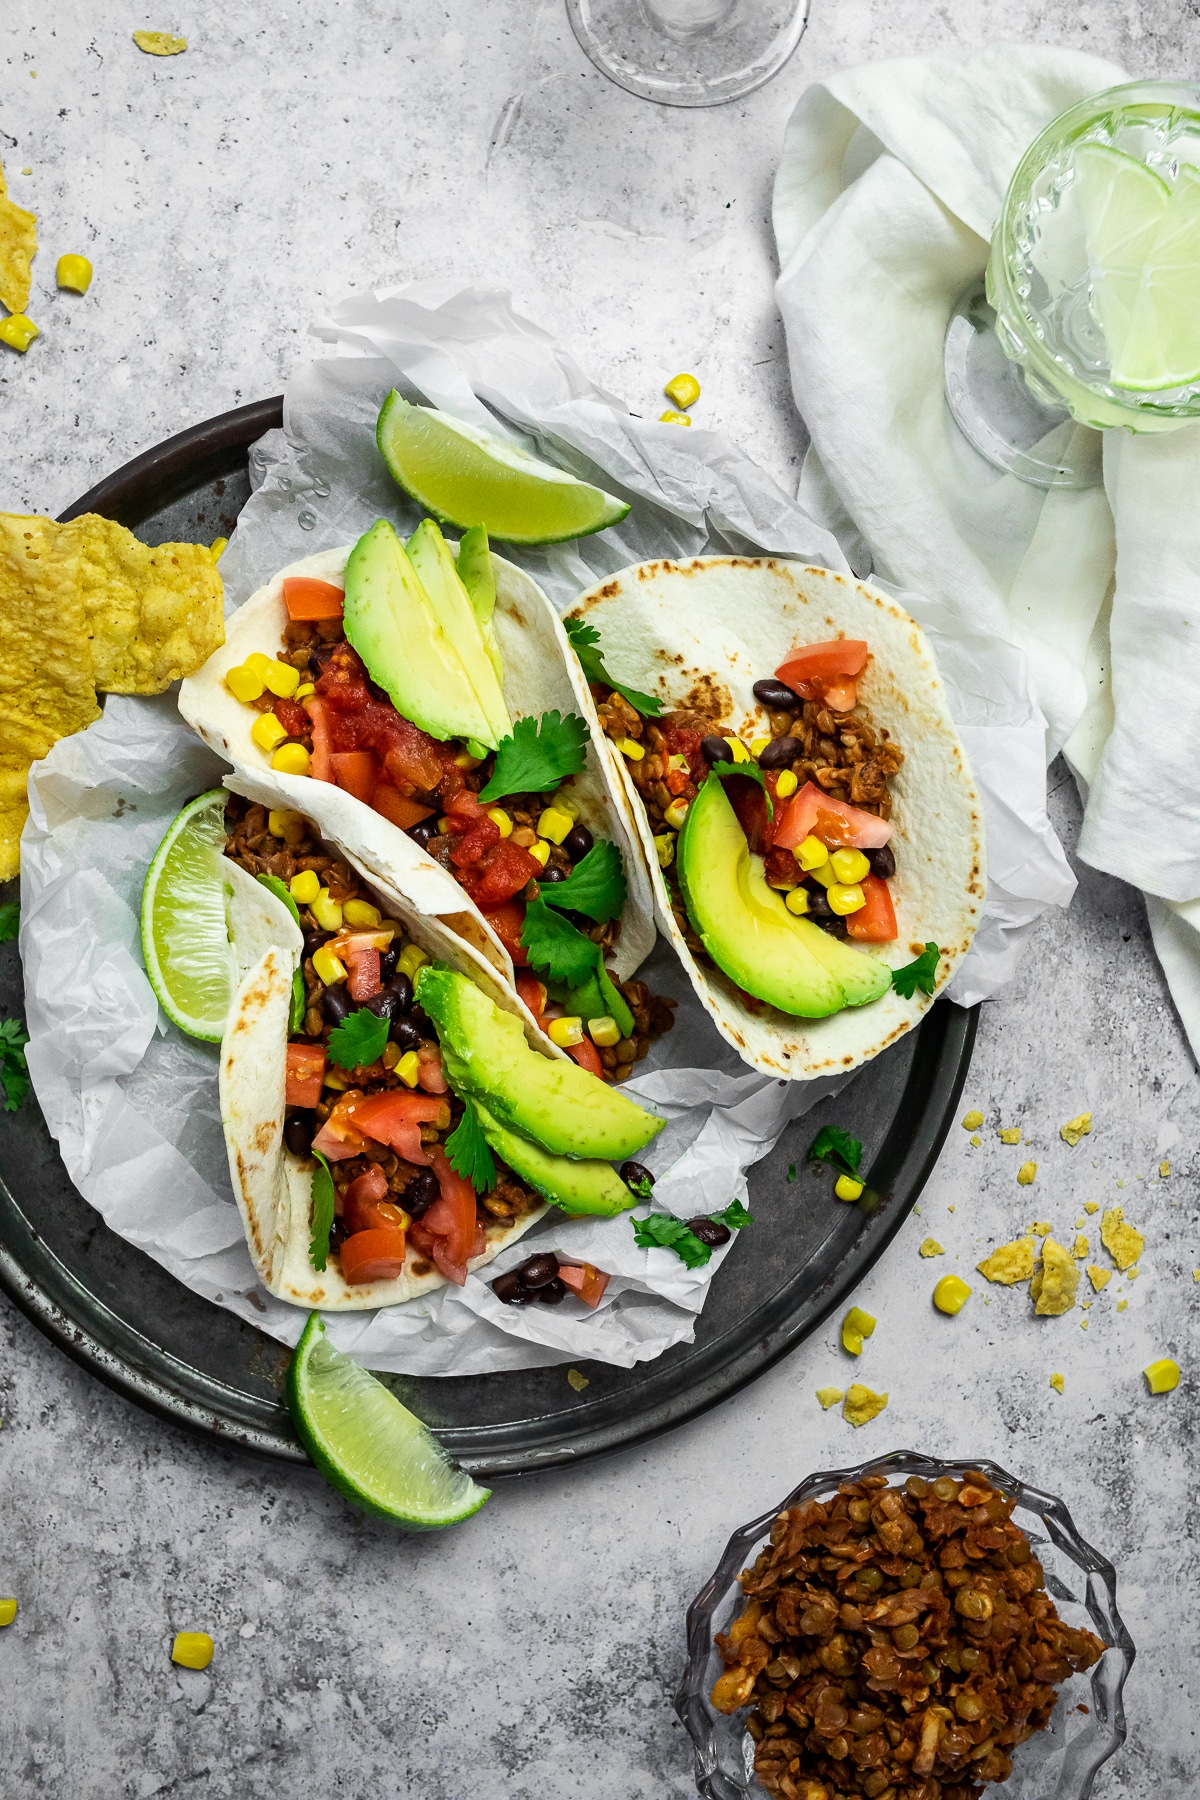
[565, 0, 809, 107]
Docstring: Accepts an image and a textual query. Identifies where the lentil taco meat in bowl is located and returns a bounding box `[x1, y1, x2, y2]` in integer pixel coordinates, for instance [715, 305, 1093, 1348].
[563, 559, 985, 1080]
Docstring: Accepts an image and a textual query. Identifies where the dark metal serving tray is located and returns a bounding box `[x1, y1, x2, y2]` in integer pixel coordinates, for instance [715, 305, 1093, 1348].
[0, 401, 977, 1478]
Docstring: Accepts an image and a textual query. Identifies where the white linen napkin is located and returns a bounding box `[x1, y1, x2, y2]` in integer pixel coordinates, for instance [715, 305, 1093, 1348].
[774, 44, 1200, 1056]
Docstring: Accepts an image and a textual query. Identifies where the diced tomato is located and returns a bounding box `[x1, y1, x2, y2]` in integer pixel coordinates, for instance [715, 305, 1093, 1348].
[330, 750, 379, 805]
[776, 639, 868, 691]
[464, 840, 540, 909]
[372, 785, 436, 832]
[344, 1167, 409, 1236]
[845, 874, 898, 943]
[345, 945, 381, 1002]
[558, 1262, 611, 1308]
[568, 1036, 604, 1079]
[820, 678, 857, 712]
[304, 694, 334, 783]
[773, 781, 895, 852]
[481, 898, 529, 965]
[283, 577, 345, 622]
[340, 1226, 407, 1285]
[417, 1045, 448, 1094]
[724, 772, 770, 855]
[421, 1148, 479, 1285]
[661, 721, 705, 786]
[343, 1163, 389, 1209]
[315, 643, 445, 792]
[285, 1042, 325, 1108]
[516, 971, 547, 1019]
[665, 766, 690, 796]
[312, 1116, 372, 1162]
[347, 1090, 450, 1167]
[273, 697, 310, 739]
[443, 787, 488, 826]
[450, 814, 501, 870]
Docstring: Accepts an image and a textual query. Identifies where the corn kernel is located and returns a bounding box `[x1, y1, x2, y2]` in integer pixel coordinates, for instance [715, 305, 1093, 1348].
[436, 816, 452, 834]
[587, 1015, 621, 1047]
[0, 314, 39, 353]
[653, 834, 674, 870]
[666, 753, 689, 773]
[0, 1598, 16, 1627]
[775, 769, 798, 799]
[251, 711, 288, 753]
[834, 1174, 864, 1202]
[343, 899, 382, 929]
[487, 807, 513, 838]
[397, 1050, 421, 1088]
[224, 663, 264, 703]
[289, 869, 321, 905]
[209, 536, 228, 563]
[794, 835, 829, 872]
[271, 743, 312, 777]
[827, 882, 866, 916]
[659, 409, 692, 426]
[269, 808, 300, 842]
[312, 943, 347, 986]
[1144, 1357, 1180, 1394]
[750, 735, 772, 759]
[397, 944, 429, 981]
[616, 737, 644, 760]
[548, 1015, 585, 1048]
[293, 682, 315, 701]
[171, 1632, 214, 1671]
[729, 739, 752, 764]
[841, 1305, 876, 1356]
[56, 253, 93, 293]
[311, 890, 344, 932]
[528, 838, 551, 868]
[664, 371, 701, 409]
[245, 652, 275, 679]
[263, 659, 300, 699]
[785, 887, 810, 916]
[663, 797, 690, 831]
[830, 848, 871, 885]
[933, 1275, 972, 1316]
[537, 805, 575, 845]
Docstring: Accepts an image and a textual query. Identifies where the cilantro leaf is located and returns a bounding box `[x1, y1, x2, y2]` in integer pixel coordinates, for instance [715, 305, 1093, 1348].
[891, 942, 942, 999]
[289, 969, 307, 1036]
[632, 1212, 712, 1269]
[0, 903, 19, 943]
[0, 1017, 29, 1114]
[807, 1125, 863, 1179]
[563, 617, 663, 717]
[309, 1149, 336, 1272]
[257, 872, 301, 927]
[445, 1100, 496, 1193]
[720, 1198, 754, 1230]
[479, 711, 589, 803]
[787, 1163, 797, 1183]
[327, 1007, 389, 1071]
[520, 898, 600, 988]
[542, 841, 626, 924]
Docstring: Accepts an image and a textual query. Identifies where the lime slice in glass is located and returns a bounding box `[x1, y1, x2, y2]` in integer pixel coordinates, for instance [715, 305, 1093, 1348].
[140, 788, 238, 1042]
[1113, 162, 1200, 391]
[287, 1313, 491, 1528]
[377, 390, 630, 545]
[1075, 141, 1171, 370]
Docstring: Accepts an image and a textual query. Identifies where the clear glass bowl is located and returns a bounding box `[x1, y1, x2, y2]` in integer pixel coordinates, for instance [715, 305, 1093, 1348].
[675, 1449, 1134, 1800]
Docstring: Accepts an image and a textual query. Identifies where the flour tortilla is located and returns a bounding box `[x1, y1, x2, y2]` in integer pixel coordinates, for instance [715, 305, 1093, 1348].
[179, 541, 655, 988]
[219, 844, 552, 1311]
[564, 558, 986, 1081]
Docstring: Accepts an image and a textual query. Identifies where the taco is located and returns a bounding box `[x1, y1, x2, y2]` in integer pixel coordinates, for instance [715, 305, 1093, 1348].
[218, 796, 663, 1310]
[560, 558, 985, 1081]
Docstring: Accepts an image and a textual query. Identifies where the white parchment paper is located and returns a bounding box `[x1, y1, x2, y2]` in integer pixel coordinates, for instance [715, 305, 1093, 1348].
[19, 283, 1064, 1372]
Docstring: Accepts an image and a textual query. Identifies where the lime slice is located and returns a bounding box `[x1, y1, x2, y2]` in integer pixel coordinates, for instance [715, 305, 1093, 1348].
[377, 390, 631, 545]
[287, 1313, 490, 1529]
[1113, 162, 1200, 390]
[1075, 142, 1171, 367]
[141, 788, 239, 1041]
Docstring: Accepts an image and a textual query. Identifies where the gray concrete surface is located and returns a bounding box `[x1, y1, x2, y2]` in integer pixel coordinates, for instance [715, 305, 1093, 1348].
[3, 3, 1199, 1796]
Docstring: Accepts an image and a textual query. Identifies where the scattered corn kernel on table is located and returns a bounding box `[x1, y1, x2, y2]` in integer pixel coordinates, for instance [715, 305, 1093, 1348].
[1, 3, 1196, 1797]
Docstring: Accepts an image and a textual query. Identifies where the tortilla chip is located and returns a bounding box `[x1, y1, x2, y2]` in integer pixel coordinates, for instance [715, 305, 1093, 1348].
[0, 156, 37, 316]
[74, 514, 225, 693]
[132, 31, 187, 55]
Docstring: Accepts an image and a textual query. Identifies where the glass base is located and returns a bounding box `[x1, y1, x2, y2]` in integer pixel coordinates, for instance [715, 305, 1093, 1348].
[944, 283, 1103, 490]
[565, 0, 809, 107]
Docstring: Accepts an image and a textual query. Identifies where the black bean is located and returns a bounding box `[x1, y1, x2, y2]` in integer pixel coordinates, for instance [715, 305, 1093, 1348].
[620, 1160, 655, 1193]
[379, 947, 399, 984]
[329, 1218, 349, 1252]
[366, 987, 401, 1023]
[388, 1016, 423, 1052]
[867, 844, 896, 881]
[537, 1276, 567, 1305]
[757, 736, 802, 771]
[701, 734, 733, 764]
[311, 643, 340, 674]
[687, 1217, 732, 1247]
[321, 984, 353, 1024]
[803, 884, 833, 918]
[753, 678, 798, 710]
[562, 823, 594, 863]
[491, 1270, 533, 1306]
[283, 1112, 314, 1155]
[303, 929, 332, 959]
[404, 1168, 440, 1219]
[517, 1252, 561, 1290]
[387, 972, 413, 1014]
[408, 819, 436, 849]
[537, 863, 566, 883]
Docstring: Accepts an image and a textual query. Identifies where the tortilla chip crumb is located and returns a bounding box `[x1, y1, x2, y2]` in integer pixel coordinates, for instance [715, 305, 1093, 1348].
[919, 1238, 944, 1257]
[566, 1368, 589, 1392]
[1101, 1206, 1143, 1272]
[977, 1238, 1036, 1285]
[1017, 1161, 1037, 1186]
[1087, 1265, 1112, 1293]
[969, 1136, 982, 1148]
[1030, 1222, 1051, 1236]
[997, 1127, 1022, 1144]
[1127, 1266, 1140, 1281]
[1117, 1299, 1128, 1312]
[1049, 1372, 1064, 1394]
[1084, 1201, 1099, 1215]
[1160, 1161, 1171, 1179]
[1060, 1112, 1092, 1147]
[843, 1384, 888, 1427]
[1073, 1235, 1089, 1260]
[815, 1387, 843, 1410]
[0, 154, 38, 315]
[961, 1110, 983, 1132]
[1031, 1238, 1079, 1316]
[132, 30, 187, 55]
[1193, 1270, 1200, 1283]
[1080, 1318, 1089, 1329]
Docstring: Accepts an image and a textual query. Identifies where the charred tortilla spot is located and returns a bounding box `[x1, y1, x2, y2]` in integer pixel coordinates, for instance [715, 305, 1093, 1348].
[597, 580, 620, 600]
[411, 1258, 433, 1277]
[253, 1120, 275, 1155]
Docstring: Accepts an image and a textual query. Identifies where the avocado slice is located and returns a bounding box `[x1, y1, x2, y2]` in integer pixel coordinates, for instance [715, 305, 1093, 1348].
[743, 858, 890, 1008]
[406, 519, 510, 746]
[472, 1098, 635, 1216]
[416, 965, 663, 1162]
[677, 775, 851, 1018]
[546, 966, 635, 1039]
[343, 519, 498, 749]
[454, 524, 503, 686]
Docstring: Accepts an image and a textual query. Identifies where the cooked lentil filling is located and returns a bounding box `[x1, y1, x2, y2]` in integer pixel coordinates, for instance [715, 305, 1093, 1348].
[711, 1471, 1105, 1800]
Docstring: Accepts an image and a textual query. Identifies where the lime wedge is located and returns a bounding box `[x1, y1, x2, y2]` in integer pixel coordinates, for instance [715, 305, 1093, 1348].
[377, 390, 630, 545]
[141, 788, 239, 1042]
[287, 1313, 490, 1528]
[1113, 162, 1200, 390]
[1075, 142, 1171, 368]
